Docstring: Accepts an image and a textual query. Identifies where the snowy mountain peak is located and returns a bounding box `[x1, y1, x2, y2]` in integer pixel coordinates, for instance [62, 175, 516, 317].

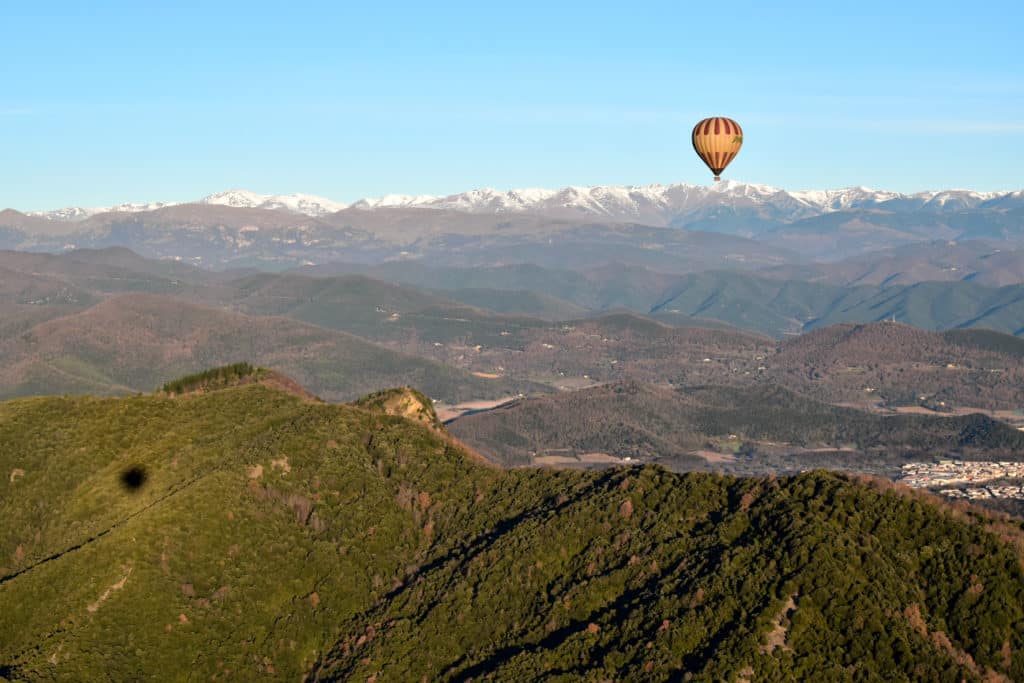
[348, 194, 441, 210]
[28, 200, 178, 221]
[200, 190, 347, 216]
[29, 206, 96, 221]
[200, 189, 268, 208]
[25, 182, 1024, 225]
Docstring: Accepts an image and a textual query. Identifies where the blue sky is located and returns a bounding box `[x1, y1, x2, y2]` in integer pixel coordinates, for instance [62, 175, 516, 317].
[2, 1, 1022, 210]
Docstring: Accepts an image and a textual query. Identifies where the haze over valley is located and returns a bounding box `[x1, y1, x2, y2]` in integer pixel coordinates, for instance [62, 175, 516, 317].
[5, 243, 1024, 489]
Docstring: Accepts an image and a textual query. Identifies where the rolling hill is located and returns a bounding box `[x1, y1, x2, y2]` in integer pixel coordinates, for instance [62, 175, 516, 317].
[448, 381, 1024, 471]
[439, 318, 1024, 412]
[4, 247, 1024, 412]
[0, 266, 99, 338]
[9, 247, 1024, 345]
[0, 294, 536, 403]
[255, 257, 1024, 341]
[432, 287, 588, 320]
[2, 377, 1024, 680]
[215, 272, 553, 349]
[466, 312, 771, 388]
[765, 323, 1024, 409]
[297, 261, 686, 312]
[0, 247, 214, 289]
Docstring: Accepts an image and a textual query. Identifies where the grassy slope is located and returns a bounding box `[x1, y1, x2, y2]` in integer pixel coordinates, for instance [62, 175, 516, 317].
[1, 383, 1024, 680]
[0, 384, 470, 681]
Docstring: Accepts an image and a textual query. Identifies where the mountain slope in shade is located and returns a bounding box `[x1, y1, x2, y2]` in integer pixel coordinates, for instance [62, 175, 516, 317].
[759, 209, 1024, 259]
[759, 241, 1024, 288]
[2, 381, 1024, 680]
[650, 270, 1024, 338]
[803, 281, 1024, 336]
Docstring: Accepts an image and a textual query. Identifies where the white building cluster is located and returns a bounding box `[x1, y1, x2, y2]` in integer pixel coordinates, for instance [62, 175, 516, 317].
[940, 485, 1024, 500]
[899, 461, 1024, 500]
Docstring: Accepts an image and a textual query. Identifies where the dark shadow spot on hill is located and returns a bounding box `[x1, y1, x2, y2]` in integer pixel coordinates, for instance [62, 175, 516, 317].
[120, 466, 148, 491]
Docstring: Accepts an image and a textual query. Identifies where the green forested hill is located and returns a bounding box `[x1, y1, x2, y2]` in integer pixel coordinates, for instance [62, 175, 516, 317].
[2, 380, 1024, 681]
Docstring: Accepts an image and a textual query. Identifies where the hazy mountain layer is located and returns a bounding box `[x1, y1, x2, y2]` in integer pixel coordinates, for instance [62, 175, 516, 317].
[5, 246, 1024, 412]
[761, 241, 1024, 288]
[652, 271, 1024, 337]
[10, 246, 1024, 348]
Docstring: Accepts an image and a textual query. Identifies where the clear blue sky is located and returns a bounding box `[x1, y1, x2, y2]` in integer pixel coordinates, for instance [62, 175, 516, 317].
[2, 1, 1022, 210]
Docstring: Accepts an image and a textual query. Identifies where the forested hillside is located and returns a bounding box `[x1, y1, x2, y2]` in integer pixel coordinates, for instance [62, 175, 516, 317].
[0, 294, 539, 403]
[2, 376, 1024, 681]
[449, 382, 1024, 471]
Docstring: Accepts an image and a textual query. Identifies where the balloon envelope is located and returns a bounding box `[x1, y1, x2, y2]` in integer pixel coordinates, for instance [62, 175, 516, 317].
[692, 117, 743, 181]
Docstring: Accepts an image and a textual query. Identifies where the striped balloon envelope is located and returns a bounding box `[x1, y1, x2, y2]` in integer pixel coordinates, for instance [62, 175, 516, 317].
[691, 117, 743, 181]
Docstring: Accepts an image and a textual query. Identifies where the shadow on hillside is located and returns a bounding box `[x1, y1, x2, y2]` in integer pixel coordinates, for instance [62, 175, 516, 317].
[119, 465, 148, 491]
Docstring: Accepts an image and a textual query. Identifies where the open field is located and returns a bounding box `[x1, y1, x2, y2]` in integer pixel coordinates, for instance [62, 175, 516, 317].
[434, 396, 521, 422]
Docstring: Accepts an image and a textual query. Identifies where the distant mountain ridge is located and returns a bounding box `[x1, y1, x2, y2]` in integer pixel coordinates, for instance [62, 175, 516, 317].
[7, 181, 1024, 266]
[20, 181, 1022, 226]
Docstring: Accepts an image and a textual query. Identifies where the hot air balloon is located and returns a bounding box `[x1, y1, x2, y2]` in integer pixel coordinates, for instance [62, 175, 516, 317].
[692, 117, 743, 181]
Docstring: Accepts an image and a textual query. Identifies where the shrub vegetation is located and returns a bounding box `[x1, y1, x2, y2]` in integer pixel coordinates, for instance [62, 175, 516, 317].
[1, 377, 1023, 681]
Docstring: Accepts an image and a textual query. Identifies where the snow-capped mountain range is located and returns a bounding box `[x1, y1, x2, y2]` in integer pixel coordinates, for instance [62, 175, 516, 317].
[25, 182, 1016, 225]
